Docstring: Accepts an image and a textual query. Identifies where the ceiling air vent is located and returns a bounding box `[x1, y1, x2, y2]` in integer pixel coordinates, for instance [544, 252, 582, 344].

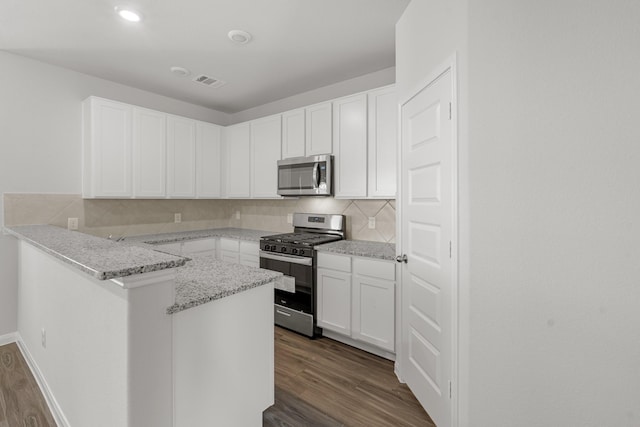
[192, 74, 226, 89]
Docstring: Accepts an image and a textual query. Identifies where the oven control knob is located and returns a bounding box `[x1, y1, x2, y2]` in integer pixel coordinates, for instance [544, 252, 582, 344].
[299, 249, 305, 256]
[292, 248, 298, 255]
[281, 247, 287, 253]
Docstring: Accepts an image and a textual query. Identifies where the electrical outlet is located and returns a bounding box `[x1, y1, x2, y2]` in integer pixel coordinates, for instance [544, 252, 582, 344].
[41, 328, 46, 348]
[287, 213, 293, 224]
[67, 217, 78, 230]
[368, 217, 376, 229]
[174, 213, 182, 223]
[235, 211, 241, 220]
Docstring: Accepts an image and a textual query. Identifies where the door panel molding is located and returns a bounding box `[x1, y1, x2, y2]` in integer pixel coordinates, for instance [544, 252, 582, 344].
[395, 54, 459, 427]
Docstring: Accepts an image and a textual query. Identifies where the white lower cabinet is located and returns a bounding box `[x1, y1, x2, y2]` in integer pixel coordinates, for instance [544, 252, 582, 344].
[317, 267, 352, 335]
[317, 252, 396, 355]
[218, 237, 259, 266]
[239, 241, 260, 268]
[352, 274, 395, 352]
[182, 238, 217, 257]
[153, 238, 217, 257]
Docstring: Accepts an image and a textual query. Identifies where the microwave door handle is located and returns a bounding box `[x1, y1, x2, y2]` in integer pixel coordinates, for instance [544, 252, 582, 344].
[313, 163, 321, 188]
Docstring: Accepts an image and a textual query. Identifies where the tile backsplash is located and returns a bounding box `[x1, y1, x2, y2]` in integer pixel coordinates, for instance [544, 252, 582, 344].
[3, 194, 395, 243]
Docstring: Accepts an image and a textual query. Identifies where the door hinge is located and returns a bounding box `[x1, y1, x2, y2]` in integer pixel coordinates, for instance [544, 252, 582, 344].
[448, 102, 452, 120]
[449, 380, 452, 398]
[449, 241, 452, 258]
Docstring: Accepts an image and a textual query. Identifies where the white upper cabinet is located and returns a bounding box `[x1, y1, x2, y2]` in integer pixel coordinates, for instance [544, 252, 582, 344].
[305, 102, 333, 156]
[196, 121, 222, 198]
[133, 107, 166, 198]
[250, 115, 282, 198]
[224, 123, 251, 198]
[83, 97, 133, 198]
[82, 84, 396, 201]
[281, 109, 306, 159]
[333, 93, 368, 198]
[367, 85, 397, 199]
[167, 115, 196, 198]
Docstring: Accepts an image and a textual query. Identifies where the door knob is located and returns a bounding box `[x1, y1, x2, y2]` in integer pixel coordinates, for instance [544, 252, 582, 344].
[396, 254, 408, 263]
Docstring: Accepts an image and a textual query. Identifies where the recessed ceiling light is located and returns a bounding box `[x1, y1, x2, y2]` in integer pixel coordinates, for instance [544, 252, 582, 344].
[115, 6, 143, 23]
[170, 66, 191, 77]
[228, 30, 252, 45]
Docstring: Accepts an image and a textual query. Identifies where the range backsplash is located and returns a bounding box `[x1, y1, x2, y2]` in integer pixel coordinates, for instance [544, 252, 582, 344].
[3, 194, 395, 243]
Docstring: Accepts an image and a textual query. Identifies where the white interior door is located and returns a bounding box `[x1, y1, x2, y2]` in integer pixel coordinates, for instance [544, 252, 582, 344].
[400, 67, 455, 427]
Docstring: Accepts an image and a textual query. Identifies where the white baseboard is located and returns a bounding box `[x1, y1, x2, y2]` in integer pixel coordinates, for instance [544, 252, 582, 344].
[321, 330, 396, 361]
[0, 332, 18, 346]
[15, 335, 70, 427]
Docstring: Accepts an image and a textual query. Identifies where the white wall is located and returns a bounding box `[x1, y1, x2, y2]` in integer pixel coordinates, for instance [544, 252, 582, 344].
[0, 51, 229, 335]
[466, 1, 640, 425]
[398, 0, 640, 425]
[228, 67, 396, 124]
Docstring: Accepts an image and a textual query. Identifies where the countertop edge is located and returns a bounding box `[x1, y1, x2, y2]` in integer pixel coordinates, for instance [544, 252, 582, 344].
[315, 240, 396, 261]
[5, 226, 188, 281]
[167, 275, 278, 314]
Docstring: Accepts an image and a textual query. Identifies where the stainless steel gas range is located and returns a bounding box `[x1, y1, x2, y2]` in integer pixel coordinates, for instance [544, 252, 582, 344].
[259, 213, 345, 337]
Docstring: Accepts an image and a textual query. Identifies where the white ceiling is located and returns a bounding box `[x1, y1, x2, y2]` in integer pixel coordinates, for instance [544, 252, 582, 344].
[0, 0, 409, 114]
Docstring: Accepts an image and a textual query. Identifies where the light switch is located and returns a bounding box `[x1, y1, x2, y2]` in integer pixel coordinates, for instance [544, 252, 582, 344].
[368, 217, 376, 229]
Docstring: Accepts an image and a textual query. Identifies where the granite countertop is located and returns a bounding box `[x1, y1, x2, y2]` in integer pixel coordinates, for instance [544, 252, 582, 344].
[125, 227, 275, 245]
[167, 254, 281, 314]
[315, 239, 396, 261]
[4, 225, 187, 280]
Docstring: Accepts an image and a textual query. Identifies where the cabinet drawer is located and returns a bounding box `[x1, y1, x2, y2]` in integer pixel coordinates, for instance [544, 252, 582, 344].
[317, 252, 351, 272]
[181, 238, 216, 254]
[353, 257, 395, 281]
[240, 240, 259, 255]
[219, 238, 239, 252]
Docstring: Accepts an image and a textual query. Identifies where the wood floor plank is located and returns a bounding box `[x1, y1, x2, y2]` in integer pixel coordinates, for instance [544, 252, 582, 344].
[0, 343, 56, 427]
[265, 326, 435, 427]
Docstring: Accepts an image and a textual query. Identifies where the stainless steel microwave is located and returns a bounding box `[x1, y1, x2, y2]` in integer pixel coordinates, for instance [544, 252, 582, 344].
[277, 155, 333, 196]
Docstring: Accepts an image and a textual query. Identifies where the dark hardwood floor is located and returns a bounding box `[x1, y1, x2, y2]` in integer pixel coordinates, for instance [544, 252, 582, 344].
[0, 343, 56, 427]
[264, 326, 436, 427]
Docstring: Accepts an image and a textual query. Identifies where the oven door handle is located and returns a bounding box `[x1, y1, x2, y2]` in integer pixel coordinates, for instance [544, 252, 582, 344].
[260, 251, 313, 266]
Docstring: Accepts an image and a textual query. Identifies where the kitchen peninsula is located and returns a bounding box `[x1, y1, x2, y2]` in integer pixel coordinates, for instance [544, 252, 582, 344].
[4, 224, 280, 427]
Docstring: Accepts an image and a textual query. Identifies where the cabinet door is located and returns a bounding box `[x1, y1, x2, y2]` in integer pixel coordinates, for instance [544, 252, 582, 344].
[317, 268, 351, 335]
[239, 241, 259, 267]
[352, 275, 395, 352]
[224, 123, 251, 198]
[196, 121, 222, 198]
[305, 102, 332, 155]
[83, 97, 133, 198]
[251, 115, 282, 198]
[367, 86, 397, 198]
[182, 238, 217, 256]
[133, 107, 166, 198]
[281, 109, 306, 159]
[333, 94, 368, 198]
[167, 116, 196, 198]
